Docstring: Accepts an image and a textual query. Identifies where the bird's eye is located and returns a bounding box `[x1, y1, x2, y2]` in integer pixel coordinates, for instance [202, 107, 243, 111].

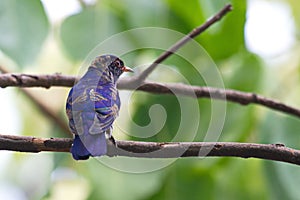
[115, 60, 122, 68]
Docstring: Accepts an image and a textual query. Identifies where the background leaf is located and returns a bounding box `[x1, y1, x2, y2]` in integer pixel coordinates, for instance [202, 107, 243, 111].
[0, 0, 49, 68]
[60, 3, 121, 61]
[260, 114, 300, 200]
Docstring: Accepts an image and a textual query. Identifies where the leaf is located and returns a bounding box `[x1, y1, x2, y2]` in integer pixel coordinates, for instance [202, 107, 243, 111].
[60, 4, 120, 61]
[145, 161, 215, 200]
[165, 0, 205, 31]
[226, 52, 263, 92]
[113, 0, 167, 28]
[86, 161, 163, 200]
[199, 0, 247, 61]
[287, 0, 300, 31]
[259, 114, 300, 200]
[0, 0, 49, 67]
[215, 159, 268, 199]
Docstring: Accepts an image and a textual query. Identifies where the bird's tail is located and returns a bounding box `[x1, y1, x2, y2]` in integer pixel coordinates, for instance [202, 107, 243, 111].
[71, 133, 107, 160]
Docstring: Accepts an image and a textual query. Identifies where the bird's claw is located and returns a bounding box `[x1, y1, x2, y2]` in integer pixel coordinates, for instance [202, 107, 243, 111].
[109, 136, 117, 147]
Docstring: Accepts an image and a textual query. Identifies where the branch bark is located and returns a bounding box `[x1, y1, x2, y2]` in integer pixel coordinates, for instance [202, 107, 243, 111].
[1, 73, 300, 119]
[1, 134, 299, 165]
[0, 73, 76, 88]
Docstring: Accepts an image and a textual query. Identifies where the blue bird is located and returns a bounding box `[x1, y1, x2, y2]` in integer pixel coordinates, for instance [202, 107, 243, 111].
[66, 55, 133, 160]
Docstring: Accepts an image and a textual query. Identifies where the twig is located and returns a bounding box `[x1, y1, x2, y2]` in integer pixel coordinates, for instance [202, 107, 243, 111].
[1, 73, 300, 119]
[1, 134, 299, 166]
[130, 4, 233, 85]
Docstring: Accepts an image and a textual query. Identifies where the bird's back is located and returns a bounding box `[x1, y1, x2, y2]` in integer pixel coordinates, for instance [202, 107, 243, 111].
[66, 67, 120, 159]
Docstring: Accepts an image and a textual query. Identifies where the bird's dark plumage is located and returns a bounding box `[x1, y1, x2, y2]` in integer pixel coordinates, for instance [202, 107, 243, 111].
[66, 54, 133, 160]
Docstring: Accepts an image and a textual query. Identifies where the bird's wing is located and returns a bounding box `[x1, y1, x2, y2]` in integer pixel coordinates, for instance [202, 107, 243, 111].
[89, 85, 120, 134]
[66, 81, 120, 135]
[66, 85, 93, 135]
[66, 87, 77, 134]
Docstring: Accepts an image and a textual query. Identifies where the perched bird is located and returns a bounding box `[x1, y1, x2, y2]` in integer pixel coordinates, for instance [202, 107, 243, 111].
[66, 55, 133, 160]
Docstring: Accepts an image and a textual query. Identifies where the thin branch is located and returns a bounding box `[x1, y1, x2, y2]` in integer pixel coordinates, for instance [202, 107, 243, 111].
[131, 4, 233, 85]
[1, 134, 299, 166]
[0, 134, 72, 152]
[130, 82, 300, 119]
[1, 73, 300, 119]
[0, 73, 76, 88]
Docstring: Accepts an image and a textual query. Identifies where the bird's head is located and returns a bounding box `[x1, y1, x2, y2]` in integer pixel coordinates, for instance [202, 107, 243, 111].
[91, 54, 133, 80]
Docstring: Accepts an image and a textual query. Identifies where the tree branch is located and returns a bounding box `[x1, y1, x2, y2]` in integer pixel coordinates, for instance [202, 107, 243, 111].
[1, 73, 300, 119]
[132, 82, 300, 119]
[130, 4, 233, 85]
[1, 134, 299, 165]
[0, 73, 76, 88]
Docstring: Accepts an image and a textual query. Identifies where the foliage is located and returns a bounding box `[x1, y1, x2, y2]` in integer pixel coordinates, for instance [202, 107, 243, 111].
[0, 0, 49, 67]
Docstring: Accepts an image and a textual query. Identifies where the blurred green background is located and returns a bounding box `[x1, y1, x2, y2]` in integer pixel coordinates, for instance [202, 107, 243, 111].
[1, 0, 300, 199]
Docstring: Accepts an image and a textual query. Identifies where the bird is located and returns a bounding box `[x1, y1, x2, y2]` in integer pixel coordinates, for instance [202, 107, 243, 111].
[66, 54, 133, 160]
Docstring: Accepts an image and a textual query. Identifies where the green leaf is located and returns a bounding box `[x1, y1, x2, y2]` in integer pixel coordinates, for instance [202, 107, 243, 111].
[287, 0, 300, 31]
[129, 93, 182, 142]
[200, 0, 247, 61]
[86, 160, 163, 200]
[216, 52, 263, 142]
[215, 159, 268, 199]
[60, 4, 120, 61]
[0, 0, 49, 67]
[260, 114, 300, 199]
[165, 0, 205, 29]
[145, 161, 215, 200]
[226, 52, 263, 92]
[114, 0, 167, 28]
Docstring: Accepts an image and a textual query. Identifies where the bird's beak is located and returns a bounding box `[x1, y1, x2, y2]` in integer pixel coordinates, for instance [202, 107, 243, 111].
[122, 66, 134, 72]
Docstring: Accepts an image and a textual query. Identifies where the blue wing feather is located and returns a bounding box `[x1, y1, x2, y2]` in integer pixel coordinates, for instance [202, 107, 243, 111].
[66, 67, 120, 160]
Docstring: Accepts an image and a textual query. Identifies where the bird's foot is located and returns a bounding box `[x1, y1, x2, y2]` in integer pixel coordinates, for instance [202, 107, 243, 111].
[109, 136, 117, 147]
